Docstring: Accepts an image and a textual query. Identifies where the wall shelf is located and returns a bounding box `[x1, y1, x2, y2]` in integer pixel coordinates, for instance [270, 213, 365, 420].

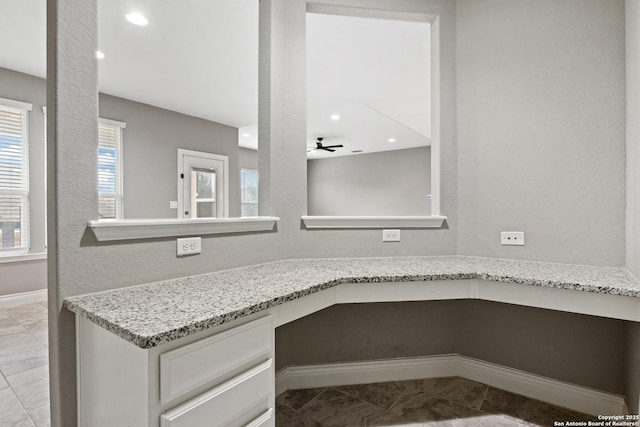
[301, 215, 447, 229]
[88, 217, 280, 241]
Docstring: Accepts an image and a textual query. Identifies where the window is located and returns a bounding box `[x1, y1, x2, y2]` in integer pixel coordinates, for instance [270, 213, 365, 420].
[240, 168, 258, 217]
[0, 98, 32, 255]
[98, 119, 125, 219]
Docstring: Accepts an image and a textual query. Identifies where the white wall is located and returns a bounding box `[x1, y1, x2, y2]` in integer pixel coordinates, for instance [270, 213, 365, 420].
[456, 0, 626, 266]
[307, 147, 431, 216]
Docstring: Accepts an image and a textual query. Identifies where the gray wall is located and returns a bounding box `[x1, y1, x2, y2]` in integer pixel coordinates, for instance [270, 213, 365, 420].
[456, 0, 626, 266]
[99, 94, 241, 218]
[628, 323, 640, 413]
[0, 68, 245, 298]
[307, 146, 431, 216]
[239, 147, 258, 171]
[276, 301, 457, 370]
[0, 68, 47, 296]
[627, 0, 640, 282]
[277, 300, 628, 394]
[626, 0, 640, 413]
[47, 0, 631, 424]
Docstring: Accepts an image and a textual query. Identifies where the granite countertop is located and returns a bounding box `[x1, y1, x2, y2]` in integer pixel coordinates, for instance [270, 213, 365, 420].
[64, 256, 640, 349]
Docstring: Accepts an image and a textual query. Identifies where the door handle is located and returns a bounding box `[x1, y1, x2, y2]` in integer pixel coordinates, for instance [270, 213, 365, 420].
[184, 211, 190, 216]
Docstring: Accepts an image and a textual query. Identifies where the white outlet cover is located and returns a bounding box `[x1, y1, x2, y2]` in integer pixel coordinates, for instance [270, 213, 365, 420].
[501, 231, 525, 246]
[383, 229, 401, 242]
[169, 201, 178, 209]
[177, 237, 201, 256]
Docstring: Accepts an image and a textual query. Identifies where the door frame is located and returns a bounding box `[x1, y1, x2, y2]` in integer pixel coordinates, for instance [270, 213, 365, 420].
[177, 149, 230, 219]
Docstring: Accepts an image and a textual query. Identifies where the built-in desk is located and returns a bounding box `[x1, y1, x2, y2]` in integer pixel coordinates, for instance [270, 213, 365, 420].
[65, 256, 640, 426]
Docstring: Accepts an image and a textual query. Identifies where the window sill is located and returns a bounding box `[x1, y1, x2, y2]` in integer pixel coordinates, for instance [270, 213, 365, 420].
[0, 252, 47, 264]
[88, 217, 280, 242]
[301, 215, 447, 229]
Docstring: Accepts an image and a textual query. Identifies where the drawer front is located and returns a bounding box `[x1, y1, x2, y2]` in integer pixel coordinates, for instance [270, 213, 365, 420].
[160, 359, 273, 427]
[244, 408, 274, 427]
[160, 315, 272, 403]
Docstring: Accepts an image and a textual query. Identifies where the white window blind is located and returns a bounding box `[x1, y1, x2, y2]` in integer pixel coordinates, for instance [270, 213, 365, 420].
[0, 99, 32, 255]
[98, 119, 124, 219]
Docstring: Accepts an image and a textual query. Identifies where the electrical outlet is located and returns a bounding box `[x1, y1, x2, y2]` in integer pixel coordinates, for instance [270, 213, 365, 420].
[169, 201, 178, 209]
[177, 237, 201, 256]
[383, 229, 400, 242]
[501, 231, 525, 246]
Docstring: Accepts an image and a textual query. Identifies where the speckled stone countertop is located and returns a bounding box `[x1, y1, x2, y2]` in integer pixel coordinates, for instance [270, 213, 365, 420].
[64, 256, 640, 349]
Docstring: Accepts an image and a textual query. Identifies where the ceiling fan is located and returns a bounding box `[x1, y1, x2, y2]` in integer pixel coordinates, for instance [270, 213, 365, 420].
[307, 137, 344, 153]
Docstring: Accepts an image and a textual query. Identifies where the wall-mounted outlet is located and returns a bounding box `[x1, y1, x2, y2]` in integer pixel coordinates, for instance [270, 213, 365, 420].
[501, 231, 525, 246]
[169, 201, 178, 209]
[383, 229, 401, 242]
[177, 237, 201, 256]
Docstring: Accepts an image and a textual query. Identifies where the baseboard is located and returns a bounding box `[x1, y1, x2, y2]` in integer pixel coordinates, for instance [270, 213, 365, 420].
[275, 354, 627, 416]
[0, 289, 47, 309]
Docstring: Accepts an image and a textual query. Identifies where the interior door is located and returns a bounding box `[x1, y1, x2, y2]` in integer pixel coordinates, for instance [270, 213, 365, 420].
[178, 150, 229, 218]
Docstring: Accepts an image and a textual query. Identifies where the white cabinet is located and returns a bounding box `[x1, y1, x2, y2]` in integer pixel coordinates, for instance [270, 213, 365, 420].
[76, 314, 274, 427]
[160, 360, 273, 427]
[159, 316, 272, 404]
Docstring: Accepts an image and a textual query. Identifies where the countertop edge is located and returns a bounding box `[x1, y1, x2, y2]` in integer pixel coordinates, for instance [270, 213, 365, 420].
[65, 265, 640, 349]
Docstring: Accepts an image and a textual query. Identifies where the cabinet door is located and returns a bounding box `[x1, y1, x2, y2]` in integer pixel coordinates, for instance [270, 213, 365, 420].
[160, 360, 273, 427]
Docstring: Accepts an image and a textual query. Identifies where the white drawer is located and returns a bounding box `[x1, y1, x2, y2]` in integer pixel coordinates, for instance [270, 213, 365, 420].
[160, 359, 273, 427]
[160, 316, 272, 403]
[245, 408, 274, 427]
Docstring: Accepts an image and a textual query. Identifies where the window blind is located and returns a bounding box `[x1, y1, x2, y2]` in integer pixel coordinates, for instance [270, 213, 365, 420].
[98, 121, 124, 219]
[0, 101, 31, 254]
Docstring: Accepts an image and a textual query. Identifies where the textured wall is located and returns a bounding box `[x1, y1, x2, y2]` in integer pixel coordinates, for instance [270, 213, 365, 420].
[276, 302, 457, 371]
[276, 300, 627, 394]
[307, 147, 431, 216]
[456, 0, 626, 265]
[99, 94, 241, 219]
[239, 147, 258, 170]
[47, 0, 632, 424]
[286, 0, 458, 259]
[455, 300, 626, 394]
[627, 0, 640, 280]
[626, 0, 640, 413]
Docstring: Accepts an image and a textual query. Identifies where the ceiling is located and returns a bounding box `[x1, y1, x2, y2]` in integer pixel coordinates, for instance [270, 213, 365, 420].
[0, 1, 430, 158]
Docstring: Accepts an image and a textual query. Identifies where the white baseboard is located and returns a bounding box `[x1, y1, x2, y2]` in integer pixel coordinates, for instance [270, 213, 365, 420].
[0, 289, 47, 309]
[275, 354, 627, 416]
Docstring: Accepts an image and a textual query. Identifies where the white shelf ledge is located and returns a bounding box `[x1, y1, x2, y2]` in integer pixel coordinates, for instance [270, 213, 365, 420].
[301, 215, 447, 229]
[88, 217, 280, 241]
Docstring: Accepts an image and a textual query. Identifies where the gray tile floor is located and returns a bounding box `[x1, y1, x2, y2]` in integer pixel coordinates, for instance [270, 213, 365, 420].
[0, 302, 50, 427]
[275, 377, 595, 426]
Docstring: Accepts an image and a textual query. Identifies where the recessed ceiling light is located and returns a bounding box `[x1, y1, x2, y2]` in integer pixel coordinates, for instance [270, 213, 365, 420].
[242, 133, 251, 138]
[95, 51, 105, 59]
[388, 138, 396, 143]
[330, 114, 340, 120]
[125, 12, 148, 26]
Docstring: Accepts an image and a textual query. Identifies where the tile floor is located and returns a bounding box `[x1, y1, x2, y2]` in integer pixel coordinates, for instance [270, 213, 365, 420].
[0, 302, 596, 427]
[275, 377, 595, 426]
[0, 302, 50, 427]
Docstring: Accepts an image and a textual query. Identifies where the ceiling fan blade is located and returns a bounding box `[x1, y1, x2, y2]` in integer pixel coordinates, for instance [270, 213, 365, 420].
[323, 148, 336, 152]
[323, 144, 343, 149]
